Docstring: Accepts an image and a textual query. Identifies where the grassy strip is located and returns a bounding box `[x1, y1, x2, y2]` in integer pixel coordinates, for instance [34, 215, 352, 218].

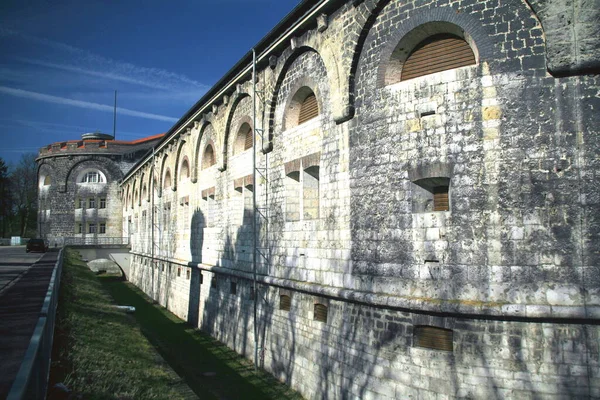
[100, 278, 303, 400]
[49, 248, 194, 399]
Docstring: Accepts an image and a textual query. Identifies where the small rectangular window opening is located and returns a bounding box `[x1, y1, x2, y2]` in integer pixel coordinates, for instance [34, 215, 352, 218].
[186, 269, 191, 280]
[230, 281, 237, 295]
[177, 267, 181, 277]
[420, 110, 436, 117]
[280, 295, 291, 311]
[314, 303, 328, 322]
[413, 325, 453, 351]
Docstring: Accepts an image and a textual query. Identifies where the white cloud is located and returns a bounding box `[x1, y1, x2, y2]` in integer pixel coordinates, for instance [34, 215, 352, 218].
[0, 86, 179, 123]
[1, 27, 208, 94]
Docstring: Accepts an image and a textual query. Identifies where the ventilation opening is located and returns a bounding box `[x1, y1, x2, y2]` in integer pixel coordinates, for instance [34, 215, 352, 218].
[411, 177, 450, 213]
[234, 122, 253, 155]
[314, 303, 328, 322]
[402, 33, 476, 81]
[202, 144, 216, 169]
[413, 325, 453, 351]
[186, 269, 191, 280]
[420, 110, 436, 117]
[230, 281, 237, 295]
[280, 295, 291, 311]
[298, 93, 319, 125]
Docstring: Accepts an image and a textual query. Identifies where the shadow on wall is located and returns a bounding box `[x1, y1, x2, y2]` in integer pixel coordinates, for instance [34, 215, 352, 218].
[188, 208, 205, 327]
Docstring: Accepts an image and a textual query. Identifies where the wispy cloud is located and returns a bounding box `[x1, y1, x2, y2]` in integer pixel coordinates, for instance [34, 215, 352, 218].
[0, 86, 179, 122]
[1, 27, 208, 94]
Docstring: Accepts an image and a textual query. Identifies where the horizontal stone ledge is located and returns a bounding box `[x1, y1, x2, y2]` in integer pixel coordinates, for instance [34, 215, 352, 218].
[129, 251, 600, 322]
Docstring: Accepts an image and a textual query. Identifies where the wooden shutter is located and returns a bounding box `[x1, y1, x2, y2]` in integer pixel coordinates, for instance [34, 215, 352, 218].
[280, 295, 291, 311]
[298, 93, 319, 125]
[244, 129, 253, 150]
[433, 186, 449, 211]
[314, 303, 327, 322]
[401, 34, 475, 81]
[414, 326, 453, 351]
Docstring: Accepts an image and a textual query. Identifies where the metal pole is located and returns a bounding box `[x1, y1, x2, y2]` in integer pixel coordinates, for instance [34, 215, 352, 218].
[151, 147, 155, 300]
[252, 48, 259, 371]
[113, 90, 117, 139]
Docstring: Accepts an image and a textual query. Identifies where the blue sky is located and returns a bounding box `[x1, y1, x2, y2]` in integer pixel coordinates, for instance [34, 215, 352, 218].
[0, 0, 300, 165]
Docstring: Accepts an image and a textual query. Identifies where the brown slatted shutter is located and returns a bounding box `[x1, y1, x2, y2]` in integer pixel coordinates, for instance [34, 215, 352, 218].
[402, 34, 475, 81]
[314, 303, 327, 322]
[433, 186, 449, 211]
[298, 93, 319, 125]
[244, 129, 253, 150]
[414, 326, 453, 351]
[280, 295, 291, 311]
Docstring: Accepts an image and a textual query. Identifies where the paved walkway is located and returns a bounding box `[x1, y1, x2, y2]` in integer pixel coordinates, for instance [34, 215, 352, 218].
[0, 250, 58, 398]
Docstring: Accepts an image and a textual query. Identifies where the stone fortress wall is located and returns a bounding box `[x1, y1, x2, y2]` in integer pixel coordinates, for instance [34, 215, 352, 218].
[37, 133, 163, 245]
[119, 0, 598, 398]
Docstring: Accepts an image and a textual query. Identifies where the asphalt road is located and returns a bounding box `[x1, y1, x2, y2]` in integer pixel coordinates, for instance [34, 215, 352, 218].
[0, 246, 57, 398]
[0, 246, 45, 295]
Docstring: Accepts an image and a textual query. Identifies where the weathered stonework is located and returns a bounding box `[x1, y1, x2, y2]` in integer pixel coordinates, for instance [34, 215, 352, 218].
[43, 0, 600, 398]
[36, 133, 162, 245]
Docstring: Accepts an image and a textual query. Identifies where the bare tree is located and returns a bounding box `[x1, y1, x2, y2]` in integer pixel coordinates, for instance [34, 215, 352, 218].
[11, 153, 38, 237]
[0, 157, 12, 237]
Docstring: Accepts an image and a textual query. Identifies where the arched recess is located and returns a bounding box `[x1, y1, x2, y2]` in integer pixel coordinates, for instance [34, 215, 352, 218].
[64, 158, 122, 192]
[131, 180, 137, 209]
[179, 156, 191, 181]
[192, 121, 217, 183]
[172, 138, 188, 190]
[158, 154, 170, 198]
[268, 47, 328, 143]
[201, 140, 217, 170]
[140, 172, 147, 202]
[37, 162, 54, 190]
[223, 93, 251, 169]
[349, 1, 497, 97]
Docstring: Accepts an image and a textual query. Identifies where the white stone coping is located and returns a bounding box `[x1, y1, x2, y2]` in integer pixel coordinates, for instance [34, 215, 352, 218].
[129, 251, 600, 321]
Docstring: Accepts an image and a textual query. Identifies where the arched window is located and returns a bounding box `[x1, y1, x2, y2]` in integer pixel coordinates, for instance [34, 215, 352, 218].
[180, 158, 190, 180]
[401, 34, 475, 81]
[202, 144, 216, 169]
[164, 169, 172, 189]
[384, 22, 477, 86]
[234, 123, 253, 155]
[298, 92, 319, 124]
[142, 184, 148, 200]
[80, 170, 106, 183]
[285, 87, 320, 129]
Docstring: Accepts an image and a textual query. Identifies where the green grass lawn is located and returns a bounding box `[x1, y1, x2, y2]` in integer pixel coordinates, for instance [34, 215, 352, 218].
[100, 277, 302, 400]
[49, 248, 194, 399]
[50, 248, 302, 399]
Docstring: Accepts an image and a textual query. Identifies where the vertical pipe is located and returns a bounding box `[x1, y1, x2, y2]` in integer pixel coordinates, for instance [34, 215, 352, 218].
[252, 48, 258, 370]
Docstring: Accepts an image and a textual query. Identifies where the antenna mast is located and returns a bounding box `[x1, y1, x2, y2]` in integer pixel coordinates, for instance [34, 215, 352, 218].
[113, 90, 117, 139]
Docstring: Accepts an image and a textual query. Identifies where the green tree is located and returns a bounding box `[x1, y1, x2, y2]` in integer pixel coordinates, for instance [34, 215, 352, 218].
[11, 154, 38, 237]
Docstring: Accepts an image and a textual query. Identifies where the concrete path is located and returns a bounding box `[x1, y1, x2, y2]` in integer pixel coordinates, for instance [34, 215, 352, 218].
[0, 248, 58, 398]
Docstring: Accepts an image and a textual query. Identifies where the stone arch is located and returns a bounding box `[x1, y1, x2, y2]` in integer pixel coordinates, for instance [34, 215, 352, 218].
[223, 93, 252, 169]
[158, 154, 169, 198]
[350, 1, 497, 96]
[192, 121, 217, 183]
[173, 138, 188, 190]
[37, 162, 55, 190]
[131, 179, 137, 209]
[64, 158, 122, 192]
[179, 156, 191, 181]
[269, 47, 328, 144]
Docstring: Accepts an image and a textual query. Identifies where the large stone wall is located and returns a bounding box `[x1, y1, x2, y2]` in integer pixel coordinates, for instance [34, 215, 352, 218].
[123, 0, 599, 398]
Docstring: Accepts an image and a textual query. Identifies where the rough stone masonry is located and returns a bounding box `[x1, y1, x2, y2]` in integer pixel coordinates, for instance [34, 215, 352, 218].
[40, 0, 600, 398]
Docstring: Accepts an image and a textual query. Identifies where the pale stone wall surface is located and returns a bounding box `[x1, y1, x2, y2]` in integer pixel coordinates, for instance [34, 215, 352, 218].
[121, 0, 599, 398]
